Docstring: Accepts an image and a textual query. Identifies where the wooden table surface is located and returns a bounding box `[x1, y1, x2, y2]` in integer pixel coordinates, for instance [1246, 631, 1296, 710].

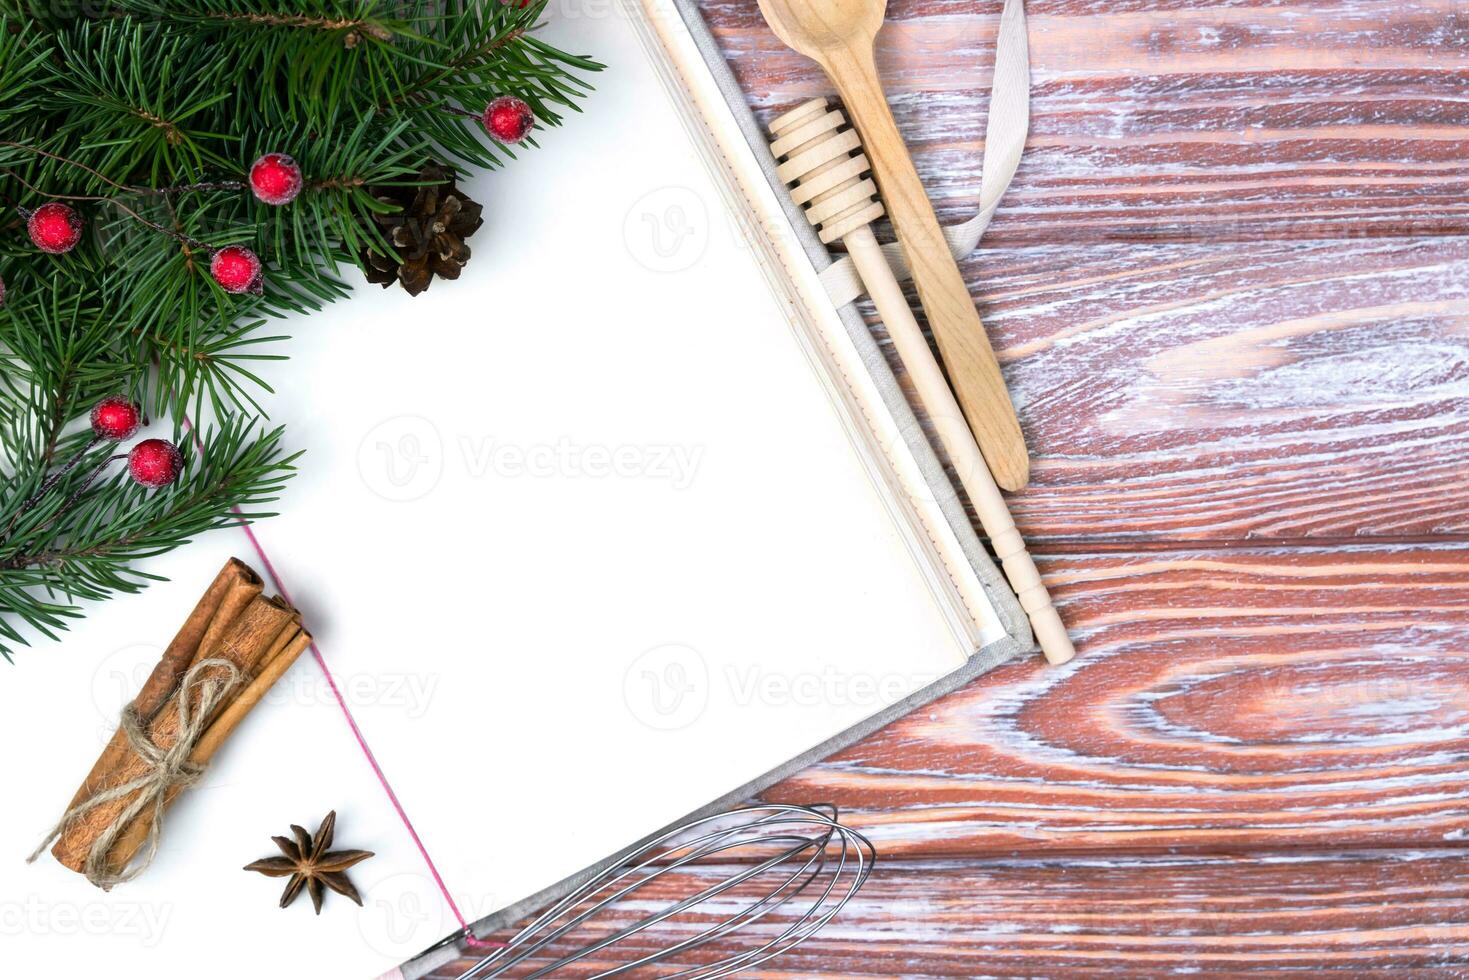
[429, 0, 1469, 974]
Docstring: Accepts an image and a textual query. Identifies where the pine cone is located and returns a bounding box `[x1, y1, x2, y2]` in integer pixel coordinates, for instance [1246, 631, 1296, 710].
[359, 163, 485, 296]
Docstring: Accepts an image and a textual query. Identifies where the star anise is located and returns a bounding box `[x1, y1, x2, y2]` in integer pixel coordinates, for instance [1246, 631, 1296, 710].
[244, 810, 374, 914]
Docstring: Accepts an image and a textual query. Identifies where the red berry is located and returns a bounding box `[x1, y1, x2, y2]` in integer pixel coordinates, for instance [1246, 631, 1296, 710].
[128, 438, 183, 489]
[0, 274, 5, 306]
[482, 96, 535, 144]
[90, 395, 143, 441]
[27, 202, 84, 254]
[210, 245, 263, 294]
[249, 152, 303, 206]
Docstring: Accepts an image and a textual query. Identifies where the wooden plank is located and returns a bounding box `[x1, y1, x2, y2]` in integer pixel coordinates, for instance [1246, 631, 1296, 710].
[697, 0, 1469, 544]
[696, 0, 1469, 245]
[751, 545, 1469, 856]
[860, 235, 1469, 543]
[424, 850, 1469, 977]
[483, 7, 1469, 979]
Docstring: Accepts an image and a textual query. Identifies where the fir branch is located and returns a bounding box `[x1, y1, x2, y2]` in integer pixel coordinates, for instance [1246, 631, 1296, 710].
[0, 416, 297, 657]
[194, 10, 395, 42]
[0, 1, 601, 659]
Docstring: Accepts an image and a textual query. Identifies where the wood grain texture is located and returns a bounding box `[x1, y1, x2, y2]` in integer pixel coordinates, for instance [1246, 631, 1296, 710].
[964, 235, 1469, 543]
[672, 2, 1466, 974]
[427, 546, 1469, 976]
[701, 0, 1469, 245]
[759, 545, 1469, 855]
[704, 0, 1469, 545]
[421, 2, 1469, 975]
[426, 850, 1469, 977]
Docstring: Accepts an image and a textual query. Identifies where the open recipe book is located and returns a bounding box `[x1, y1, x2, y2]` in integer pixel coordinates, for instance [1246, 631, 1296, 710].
[0, 1, 1030, 976]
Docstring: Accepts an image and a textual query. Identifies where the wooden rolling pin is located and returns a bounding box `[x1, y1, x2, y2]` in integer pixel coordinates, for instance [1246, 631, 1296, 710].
[770, 99, 1073, 664]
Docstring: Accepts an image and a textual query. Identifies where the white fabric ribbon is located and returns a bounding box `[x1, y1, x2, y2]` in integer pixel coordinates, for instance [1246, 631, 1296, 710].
[818, 0, 1030, 306]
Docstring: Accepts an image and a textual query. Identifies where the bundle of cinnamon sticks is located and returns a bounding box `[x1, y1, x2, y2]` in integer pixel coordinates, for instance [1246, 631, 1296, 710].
[40, 558, 312, 887]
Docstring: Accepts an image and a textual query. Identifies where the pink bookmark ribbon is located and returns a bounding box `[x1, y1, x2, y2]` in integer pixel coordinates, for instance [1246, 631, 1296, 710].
[232, 517, 504, 952]
[183, 416, 501, 951]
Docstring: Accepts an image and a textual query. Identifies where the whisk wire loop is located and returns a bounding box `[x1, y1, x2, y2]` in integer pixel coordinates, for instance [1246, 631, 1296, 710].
[453, 804, 874, 979]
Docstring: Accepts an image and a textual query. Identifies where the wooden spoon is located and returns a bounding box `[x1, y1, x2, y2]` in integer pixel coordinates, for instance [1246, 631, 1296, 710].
[755, 0, 1030, 490]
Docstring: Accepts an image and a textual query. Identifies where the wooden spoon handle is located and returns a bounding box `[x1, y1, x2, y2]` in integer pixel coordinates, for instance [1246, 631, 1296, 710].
[821, 47, 1030, 490]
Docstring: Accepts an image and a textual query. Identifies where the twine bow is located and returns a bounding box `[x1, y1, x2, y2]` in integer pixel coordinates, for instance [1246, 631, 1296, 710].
[29, 658, 243, 890]
[817, 0, 1031, 306]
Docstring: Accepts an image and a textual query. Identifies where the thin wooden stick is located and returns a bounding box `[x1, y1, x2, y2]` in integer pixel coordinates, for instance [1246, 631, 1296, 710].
[848, 229, 1073, 662]
[770, 99, 1075, 664]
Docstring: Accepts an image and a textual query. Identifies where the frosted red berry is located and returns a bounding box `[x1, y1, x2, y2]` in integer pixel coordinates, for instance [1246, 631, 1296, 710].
[128, 438, 183, 489]
[482, 96, 535, 144]
[210, 245, 263, 294]
[249, 152, 303, 206]
[90, 395, 143, 442]
[27, 202, 84, 254]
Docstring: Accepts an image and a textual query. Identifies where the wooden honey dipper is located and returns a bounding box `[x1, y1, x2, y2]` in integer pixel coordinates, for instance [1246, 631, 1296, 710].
[770, 99, 1073, 664]
[756, 0, 1028, 490]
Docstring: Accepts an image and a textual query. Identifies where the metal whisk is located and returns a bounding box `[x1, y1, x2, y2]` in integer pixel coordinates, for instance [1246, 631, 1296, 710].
[451, 804, 874, 979]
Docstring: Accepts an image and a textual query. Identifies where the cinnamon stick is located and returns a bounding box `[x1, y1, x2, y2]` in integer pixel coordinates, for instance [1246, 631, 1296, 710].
[173, 572, 263, 699]
[52, 594, 297, 873]
[140, 559, 263, 720]
[56, 560, 262, 840]
[105, 627, 314, 871]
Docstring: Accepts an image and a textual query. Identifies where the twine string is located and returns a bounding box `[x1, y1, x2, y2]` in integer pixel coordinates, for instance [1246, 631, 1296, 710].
[28, 658, 243, 891]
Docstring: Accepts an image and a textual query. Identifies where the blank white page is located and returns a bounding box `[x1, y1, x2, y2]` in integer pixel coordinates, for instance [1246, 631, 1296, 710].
[0, 5, 993, 978]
